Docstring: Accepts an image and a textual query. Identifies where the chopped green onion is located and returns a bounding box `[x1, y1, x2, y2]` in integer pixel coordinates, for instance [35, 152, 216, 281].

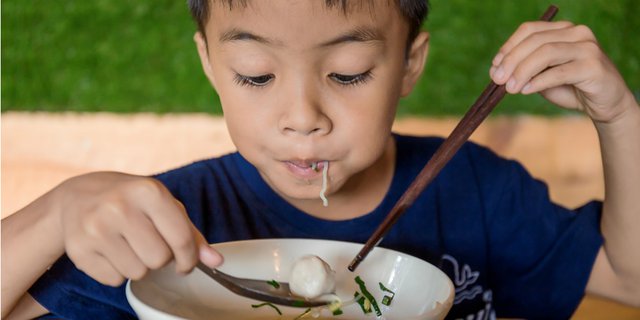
[266, 279, 280, 289]
[292, 300, 306, 308]
[355, 276, 382, 316]
[379, 282, 396, 306]
[251, 302, 282, 315]
[354, 293, 371, 314]
[293, 308, 312, 320]
[328, 300, 343, 316]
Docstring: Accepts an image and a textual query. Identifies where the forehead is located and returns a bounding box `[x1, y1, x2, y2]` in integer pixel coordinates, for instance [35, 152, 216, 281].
[204, 0, 407, 49]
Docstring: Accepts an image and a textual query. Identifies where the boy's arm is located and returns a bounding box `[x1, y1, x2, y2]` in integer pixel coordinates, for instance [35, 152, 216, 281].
[586, 102, 640, 305]
[1, 187, 65, 318]
[1, 172, 223, 318]
[4, 295, 49, 320]
[490, 21, 640, 306]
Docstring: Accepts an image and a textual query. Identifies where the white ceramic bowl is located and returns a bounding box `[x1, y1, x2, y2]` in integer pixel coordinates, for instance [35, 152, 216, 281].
[126, 239, 454, 320]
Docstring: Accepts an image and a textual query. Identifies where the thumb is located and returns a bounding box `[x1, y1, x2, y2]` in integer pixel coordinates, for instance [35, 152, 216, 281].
[193, 227, 224, 268]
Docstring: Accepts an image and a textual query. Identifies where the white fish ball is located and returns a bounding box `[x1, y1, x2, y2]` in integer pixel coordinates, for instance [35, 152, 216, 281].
[289, 255, 336, 299]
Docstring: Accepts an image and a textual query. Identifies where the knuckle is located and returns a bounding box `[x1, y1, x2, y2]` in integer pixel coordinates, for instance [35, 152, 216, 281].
[102, 274, 126, 287]
[118, 178, 152, 200]
[500, 54, 513, 67]
[526, 32, 543, 45]
[83, 214, 111, 238]
[147, 249, 172, 269]
[176, 259, 197, 274]
[173, 199, 187, 212]
[540, 42, 559, 54]
[65, 241, 89, 262]
[174, 234, 196, 252]
[130, 177, 164, 197]
[518, 21, 536, 34]
[173, 240, 198, 272]
[581, 41, 602, 56]
[573, 24, 595, 40]
[557, 20, 574, 28]
[80, 265, 125, 287]
[128, 266, 149, 281]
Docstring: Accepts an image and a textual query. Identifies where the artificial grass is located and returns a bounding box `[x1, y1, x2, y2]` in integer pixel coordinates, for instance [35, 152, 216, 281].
[2, 0, 638, 115]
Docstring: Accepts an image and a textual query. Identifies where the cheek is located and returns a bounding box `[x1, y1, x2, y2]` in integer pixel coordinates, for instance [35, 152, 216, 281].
[335, 102, 395, 164]
[339, 88, 398, 136]
[218, 93, 272, 157]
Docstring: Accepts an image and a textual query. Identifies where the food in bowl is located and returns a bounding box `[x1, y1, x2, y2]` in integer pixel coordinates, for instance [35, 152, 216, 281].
[289, 255, 336, 299]
[126, 239, 454, 320]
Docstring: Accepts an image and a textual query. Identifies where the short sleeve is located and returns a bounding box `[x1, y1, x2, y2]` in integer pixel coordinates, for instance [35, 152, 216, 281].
[29, 254, 136, 319]
[467, 143, 603, 319]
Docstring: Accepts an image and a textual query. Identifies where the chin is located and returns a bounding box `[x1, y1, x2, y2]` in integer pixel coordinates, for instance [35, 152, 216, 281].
[278, 185, 324, 201]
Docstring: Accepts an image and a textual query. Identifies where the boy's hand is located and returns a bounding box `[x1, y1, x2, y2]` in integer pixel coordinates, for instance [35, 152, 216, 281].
[491, 21, 640, 305]
[55, 172, 222, 286]
[490, 21, 638, 123]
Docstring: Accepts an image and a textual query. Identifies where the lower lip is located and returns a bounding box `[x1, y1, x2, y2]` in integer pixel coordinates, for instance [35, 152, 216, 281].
[284, 162, 324, 179]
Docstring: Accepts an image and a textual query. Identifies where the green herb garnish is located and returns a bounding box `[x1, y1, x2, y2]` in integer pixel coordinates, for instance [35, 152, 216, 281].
[251, 302, 282, 315]
[292, 300, 306, 308]
[379, 282, 396, 306]
[354, 292, 371, 314]
[327, 299, 344, 316]
[293, 308, 312, 319]
[354, 276, 382, 316]
[266, 279, 280, 289]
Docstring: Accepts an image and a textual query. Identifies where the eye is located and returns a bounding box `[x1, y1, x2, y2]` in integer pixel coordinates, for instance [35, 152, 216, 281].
[329, 70, 372, 86]
[234, 73, 274, 87]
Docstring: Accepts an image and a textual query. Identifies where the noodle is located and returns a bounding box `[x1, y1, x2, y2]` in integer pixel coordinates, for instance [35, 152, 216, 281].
[320, 161, 329, 206]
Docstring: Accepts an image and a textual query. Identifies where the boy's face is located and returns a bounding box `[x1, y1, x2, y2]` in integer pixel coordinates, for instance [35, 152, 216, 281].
[195, 0, 428, 210]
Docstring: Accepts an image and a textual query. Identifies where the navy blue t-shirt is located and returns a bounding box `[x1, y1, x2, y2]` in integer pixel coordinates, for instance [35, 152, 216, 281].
[29, 134, 603, 319]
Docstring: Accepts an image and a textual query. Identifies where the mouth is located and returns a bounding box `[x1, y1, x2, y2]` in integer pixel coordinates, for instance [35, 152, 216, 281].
[284, 160, 328, 179]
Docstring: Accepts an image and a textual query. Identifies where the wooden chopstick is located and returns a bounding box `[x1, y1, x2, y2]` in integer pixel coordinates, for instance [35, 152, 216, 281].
[348, 5, 559, 272]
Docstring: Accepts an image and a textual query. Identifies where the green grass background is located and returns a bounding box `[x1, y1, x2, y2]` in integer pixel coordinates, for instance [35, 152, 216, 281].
[2, 0, 639, 116]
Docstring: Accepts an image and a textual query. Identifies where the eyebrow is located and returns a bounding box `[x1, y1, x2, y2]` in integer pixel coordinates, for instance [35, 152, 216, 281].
[218, 26, 384, 48]
[219, 28, 284, 46]
[319, 27, 384, 47]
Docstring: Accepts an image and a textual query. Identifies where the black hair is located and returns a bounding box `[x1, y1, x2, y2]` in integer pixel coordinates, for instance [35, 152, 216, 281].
[187, 0, 428, 51]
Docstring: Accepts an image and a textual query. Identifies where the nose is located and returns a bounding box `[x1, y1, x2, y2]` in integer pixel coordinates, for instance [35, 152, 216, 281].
[278, 80, 332, 136]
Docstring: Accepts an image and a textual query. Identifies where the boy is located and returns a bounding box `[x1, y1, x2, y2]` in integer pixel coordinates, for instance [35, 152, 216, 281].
[2, 0, 639, 319]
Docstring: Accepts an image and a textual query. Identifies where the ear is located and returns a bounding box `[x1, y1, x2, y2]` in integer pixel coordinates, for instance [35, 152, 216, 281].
[194, 32, 218, 90]
[400, 31, 430, 97]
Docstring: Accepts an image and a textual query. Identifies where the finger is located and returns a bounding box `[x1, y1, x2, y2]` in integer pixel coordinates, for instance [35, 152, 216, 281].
[522, 62, 588, 93]
[492, 25, 595, 85]
[505, 41, 577, 93]
[538, 85, 580, 111]
[515, 42, 599, 95]
[192, 224, 224, 268]
[75, 252, 126, 287]
[493, 21, 574, 66]
[142, 194, 199, 274]
[518, 61, 592, 112]
[99, 234, 149, 281]
[121, 210, 173, 270]
[65, 210, 137, 285]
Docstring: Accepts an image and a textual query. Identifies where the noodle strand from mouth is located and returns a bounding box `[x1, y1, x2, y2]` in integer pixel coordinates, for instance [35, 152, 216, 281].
[320, 161, 329, 207]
